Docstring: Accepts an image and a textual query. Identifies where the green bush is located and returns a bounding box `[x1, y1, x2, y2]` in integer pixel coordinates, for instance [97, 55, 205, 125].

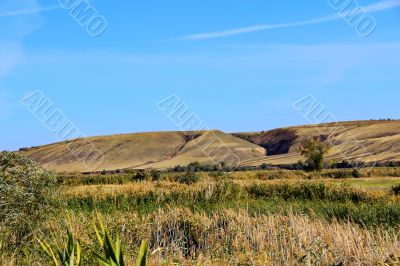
[150, 170, 161, 181]
[132, 170, 147, 181]
[247, 182, 374, 203]
[352, 168, 362, 178]
[175, 172, 200, 185]
[0, 152, 57, 249]
[391, 184, 400, 195]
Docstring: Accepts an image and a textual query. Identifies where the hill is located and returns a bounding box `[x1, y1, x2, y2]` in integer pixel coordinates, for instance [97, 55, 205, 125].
[237, 120, 400, 167]
[21, 130, 266, 172]
[20, 120, 400, 172]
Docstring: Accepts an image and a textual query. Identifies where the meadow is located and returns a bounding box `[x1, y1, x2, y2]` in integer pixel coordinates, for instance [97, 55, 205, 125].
[1, 157, 400, 265]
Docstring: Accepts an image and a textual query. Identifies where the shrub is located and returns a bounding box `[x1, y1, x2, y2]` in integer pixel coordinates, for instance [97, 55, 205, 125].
[247, 182, 374, 203]
[187, 161, 201, 172]
[260, 163, 269, 170]
[175, 172, 200, 185]
[352, 168, 362, 178]
[0, 152, 57, 249]
[391, 184, 400, 195]
[150, 170, 161, 181]
[132, 170, 147, 181]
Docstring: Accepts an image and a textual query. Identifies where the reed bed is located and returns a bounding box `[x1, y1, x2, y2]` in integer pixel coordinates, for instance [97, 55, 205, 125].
[2, 154, 400, 265]
[31, 208, 400, 265]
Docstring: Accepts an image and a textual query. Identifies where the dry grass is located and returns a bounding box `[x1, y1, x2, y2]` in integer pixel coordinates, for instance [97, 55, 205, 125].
[31, 209, 400, 265]
[62, 181, 190, 198]
[62, 178, 399, 199]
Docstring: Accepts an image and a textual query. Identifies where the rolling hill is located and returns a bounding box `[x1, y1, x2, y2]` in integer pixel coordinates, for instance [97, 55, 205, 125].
[237, 120, 400, 167]
[21, 130, 266, 172]
[20, 120, 400, 172]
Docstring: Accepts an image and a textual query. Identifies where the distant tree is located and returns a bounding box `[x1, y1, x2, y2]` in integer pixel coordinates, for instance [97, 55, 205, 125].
[299, 137, 330, 172]
[173, 165, 185, 172]
[338, 160, 352, 169]
[213, 164, 221, 172]
[187, 161, 201, 172]
[260, 163, 269, 170]
[220, 162, 227, 171]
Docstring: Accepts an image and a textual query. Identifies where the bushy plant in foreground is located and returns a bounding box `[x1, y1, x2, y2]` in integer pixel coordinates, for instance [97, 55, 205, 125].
[0, 151, 57, 249]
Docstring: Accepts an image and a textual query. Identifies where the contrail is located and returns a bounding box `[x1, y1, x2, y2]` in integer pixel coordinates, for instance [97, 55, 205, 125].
[179, 0, 400, 41]
[0, 5, 60, 18]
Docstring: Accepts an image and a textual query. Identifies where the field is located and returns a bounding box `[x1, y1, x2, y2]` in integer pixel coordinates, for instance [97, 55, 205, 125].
[329, 177, 400, 191]
[2, 163, 400, 265]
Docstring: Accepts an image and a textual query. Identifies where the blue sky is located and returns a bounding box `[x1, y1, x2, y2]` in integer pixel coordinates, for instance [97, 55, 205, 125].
[1, 0, 400, 151]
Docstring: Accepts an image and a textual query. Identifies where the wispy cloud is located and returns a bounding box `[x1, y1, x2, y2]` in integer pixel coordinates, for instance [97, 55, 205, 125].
[363, 0, 400, 12]
[0, 42, 24, 78]
[178, 0, 400, 41]
[0, 0, 54, 79]
[0, 4, 59, 18]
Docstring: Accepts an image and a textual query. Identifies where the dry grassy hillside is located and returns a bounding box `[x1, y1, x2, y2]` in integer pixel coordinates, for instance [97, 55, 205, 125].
[21, 120, 400, 172]
[239, 120, 400, 166]
[144, 130, 266, 169]
[21, 131, 266, 172]
[22, 132, 188, 172]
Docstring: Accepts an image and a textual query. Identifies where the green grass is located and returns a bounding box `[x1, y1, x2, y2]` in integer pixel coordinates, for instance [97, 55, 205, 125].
[328, 177, 400, 191]
[62, 180, 400, 227]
